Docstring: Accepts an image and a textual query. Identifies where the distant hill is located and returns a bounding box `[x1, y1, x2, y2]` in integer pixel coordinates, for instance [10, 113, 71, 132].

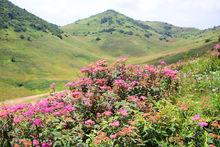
[62, 10, 200, 38]
[0, 0, 63, 36]
[61, 10, 207, 57]
[0, 1, 220, 100]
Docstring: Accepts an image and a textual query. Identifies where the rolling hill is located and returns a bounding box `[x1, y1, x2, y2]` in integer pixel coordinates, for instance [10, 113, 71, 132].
[0, 1, 220, 101]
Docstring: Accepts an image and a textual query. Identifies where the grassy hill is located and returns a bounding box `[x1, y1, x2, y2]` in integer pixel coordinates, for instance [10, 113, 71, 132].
[0, 0, 63, 36]
[0, 1, 220, 101]
[62, 10, 220, 60]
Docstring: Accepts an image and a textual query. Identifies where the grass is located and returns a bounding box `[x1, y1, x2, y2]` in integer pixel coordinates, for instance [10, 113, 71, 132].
[0, 6, 220, 101]
[176, 55, 220, 116]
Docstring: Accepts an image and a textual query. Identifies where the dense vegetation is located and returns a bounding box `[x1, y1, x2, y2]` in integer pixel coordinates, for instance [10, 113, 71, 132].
[0, 49, 220, 146]
[0, 0, 63, 36]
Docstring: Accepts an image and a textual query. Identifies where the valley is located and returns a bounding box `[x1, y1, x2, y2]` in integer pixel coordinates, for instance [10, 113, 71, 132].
[0, 0, 220, 100]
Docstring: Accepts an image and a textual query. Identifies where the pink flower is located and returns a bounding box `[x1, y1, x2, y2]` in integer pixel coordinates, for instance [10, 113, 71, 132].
[96, 113, 101, 118]
[140, 96, 146, 100]
[42, 142, 51, 147]
[145, 65, 157, 74]
[50, 82, 56, 89]
[127, 96, 138, 102]
[80, 67, 91, 73]
[100, 85, 111, 91]
[114, 79, 128, 88]
[33, 118, 42, 126]
[192, 114, 201, 121]
[84, 119, 95, 126]
[23, 108, 35, 116]
[159, 60, 166, 65]
[64, 104, 76, 111]
[82, 98, 92, 107]
[198, 122, 208, 127]
[33, 140, 39, 146]
[163, 68, 178, 79]
[118, 109, 128, 117]
[103, 111, 113, 116]
[214, 44, 220, 49]
[110, 121, 120, 127]
[13, 116, 22, 124]
[72, 91, 81, 98]
[110, 134, 117, 139]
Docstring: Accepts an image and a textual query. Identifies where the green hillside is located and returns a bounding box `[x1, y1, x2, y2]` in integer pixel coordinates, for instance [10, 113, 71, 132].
[62, 10, 219, 58]
[0, 0, 63, 36]
[0, 1, 220, 101]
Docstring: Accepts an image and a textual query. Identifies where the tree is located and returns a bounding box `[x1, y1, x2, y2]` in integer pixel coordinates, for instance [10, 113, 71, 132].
[19, 34, 25, 39]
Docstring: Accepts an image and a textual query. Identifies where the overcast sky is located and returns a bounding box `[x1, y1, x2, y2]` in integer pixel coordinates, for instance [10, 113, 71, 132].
[10, 0, 220, 29]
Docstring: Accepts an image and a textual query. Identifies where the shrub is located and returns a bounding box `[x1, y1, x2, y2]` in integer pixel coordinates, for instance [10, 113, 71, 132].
[14, 25, 26, 32]
[57, 34, 63, 39]
[101, 28, 115, 33]
[218, 36, 220, 42]
[144, 34, 150, 38]
[0, 58, 180, 146]
[124, 31, 133, 35]
[11, 57, 16, 62]
[96, 37, 101, 41]
[19, 34, 25, 39]
[205, 39, 211, 43]
[1, 58, 219, 146]
[100, 17, 113, 24]
[27, 36, 32, 41]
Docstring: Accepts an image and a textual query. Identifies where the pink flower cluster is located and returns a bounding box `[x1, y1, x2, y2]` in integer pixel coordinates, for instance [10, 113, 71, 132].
[0, 58, 180, 145]
[214, 44, 220, 50]
[85, 119, 95, 126]
[110, 121, 120, 127]
[192, 114, 208, 127]
[163, 68, 178, 79]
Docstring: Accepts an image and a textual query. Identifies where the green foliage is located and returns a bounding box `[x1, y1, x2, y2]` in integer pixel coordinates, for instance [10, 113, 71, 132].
[19, 34, 25, 39]
[0, 56, 219, 146]
[95, 37, 101, 41]
[205, 38, 211, 43]
[0, 0, 63, 36]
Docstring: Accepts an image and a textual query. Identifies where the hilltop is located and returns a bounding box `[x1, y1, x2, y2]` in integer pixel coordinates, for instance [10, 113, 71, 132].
[62, 9, 220, 59]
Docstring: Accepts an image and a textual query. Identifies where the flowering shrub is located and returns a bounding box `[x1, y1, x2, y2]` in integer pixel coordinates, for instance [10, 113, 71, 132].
[0, 57, 219, 146]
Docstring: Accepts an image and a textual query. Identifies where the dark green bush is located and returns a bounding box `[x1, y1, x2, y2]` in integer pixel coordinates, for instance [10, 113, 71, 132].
[19, 34, 25, 39]
[96, 37, 101, 41]
[57, 34, 63, 39]
[100, 16, 113, 24]
[14, 25, 26, 32]
[205, 39, 211, 43]
[27, 36, 32, 41]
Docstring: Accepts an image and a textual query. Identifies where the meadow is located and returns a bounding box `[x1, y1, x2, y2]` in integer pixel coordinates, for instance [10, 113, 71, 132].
[0, 47, 219, 146]
[1, 1, 220, 101]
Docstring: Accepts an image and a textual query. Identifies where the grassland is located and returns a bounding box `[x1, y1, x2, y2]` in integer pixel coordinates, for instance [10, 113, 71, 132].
[0, 2, 220, 101]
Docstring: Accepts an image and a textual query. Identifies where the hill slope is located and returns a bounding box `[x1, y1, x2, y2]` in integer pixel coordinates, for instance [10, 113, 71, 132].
[62, 10, 219, 58]
[0, 0, 104, 100]
[0, 1, 220, 100]
[0, 0, 63, 36]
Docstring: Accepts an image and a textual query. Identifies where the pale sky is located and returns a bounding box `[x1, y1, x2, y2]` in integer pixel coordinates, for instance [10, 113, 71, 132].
[10, 0, 220, 29]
